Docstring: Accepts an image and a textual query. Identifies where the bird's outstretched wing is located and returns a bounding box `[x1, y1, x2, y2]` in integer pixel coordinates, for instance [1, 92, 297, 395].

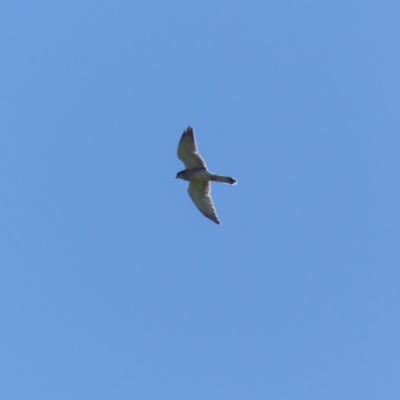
[188, 181, 220, 224]
[177, 126, 207, 169]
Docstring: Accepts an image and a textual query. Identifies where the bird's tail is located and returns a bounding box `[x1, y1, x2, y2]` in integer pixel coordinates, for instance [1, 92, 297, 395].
[210, 174, 237, 185]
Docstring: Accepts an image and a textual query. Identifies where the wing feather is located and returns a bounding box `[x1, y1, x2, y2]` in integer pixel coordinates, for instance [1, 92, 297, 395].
[177, 127, 207, 169]
[188, 181, 220, 224]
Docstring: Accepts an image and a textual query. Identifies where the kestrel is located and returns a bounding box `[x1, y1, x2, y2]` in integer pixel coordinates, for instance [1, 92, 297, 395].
[176, 126, 237, 224]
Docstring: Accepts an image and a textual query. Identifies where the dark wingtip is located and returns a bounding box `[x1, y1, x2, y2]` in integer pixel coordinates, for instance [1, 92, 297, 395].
[229, 177, 237, 185]
[210, 217, 220, 225]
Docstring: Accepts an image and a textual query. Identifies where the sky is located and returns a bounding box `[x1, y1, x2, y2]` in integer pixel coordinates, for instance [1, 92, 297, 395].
[1, 1, 400, 399]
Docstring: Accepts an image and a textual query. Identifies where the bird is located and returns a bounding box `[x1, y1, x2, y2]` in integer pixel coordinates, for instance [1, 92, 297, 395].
[176, 126, 237, 224]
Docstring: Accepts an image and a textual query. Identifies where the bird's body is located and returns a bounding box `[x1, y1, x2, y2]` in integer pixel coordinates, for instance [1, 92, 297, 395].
[176, 126, 237, 224]
[176, 167, 236, 184]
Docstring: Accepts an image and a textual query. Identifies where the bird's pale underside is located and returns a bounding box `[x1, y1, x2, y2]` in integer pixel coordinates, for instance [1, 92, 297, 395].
[176, 126, 237, 224]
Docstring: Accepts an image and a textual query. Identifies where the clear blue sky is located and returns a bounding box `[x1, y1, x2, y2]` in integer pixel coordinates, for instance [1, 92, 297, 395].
[1, 2, 399, 399]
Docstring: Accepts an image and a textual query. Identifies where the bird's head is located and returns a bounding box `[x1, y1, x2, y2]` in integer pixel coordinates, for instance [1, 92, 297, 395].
[176, 170, 185, 180]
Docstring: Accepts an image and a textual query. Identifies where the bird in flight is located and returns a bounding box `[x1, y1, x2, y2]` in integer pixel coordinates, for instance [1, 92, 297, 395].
[176, 126, 237, 224]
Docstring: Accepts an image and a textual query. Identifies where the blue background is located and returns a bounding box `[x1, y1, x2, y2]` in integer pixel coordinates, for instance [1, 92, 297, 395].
[1, 2, 400, 399]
